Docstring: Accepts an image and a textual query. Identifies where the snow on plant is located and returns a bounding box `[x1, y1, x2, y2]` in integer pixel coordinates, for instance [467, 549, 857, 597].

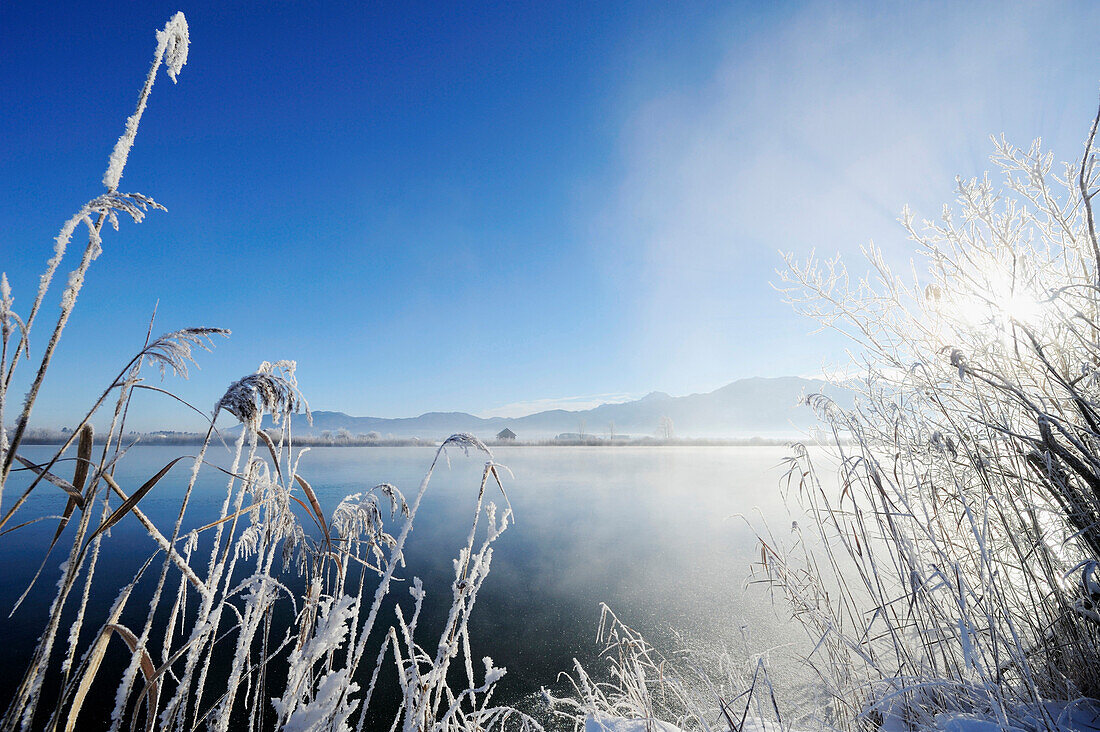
[543, 86, 1100, 732]
[103, 11, 188, 192]
[273, 593, 360, 729]
[546, 605, 794, 732]
[0, 15, 531, 732]
[763, 94, 1100, 729]
[215, 360, 310, 432]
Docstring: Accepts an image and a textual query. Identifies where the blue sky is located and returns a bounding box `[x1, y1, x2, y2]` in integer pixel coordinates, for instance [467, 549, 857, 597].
[2, 1, 1100, 430]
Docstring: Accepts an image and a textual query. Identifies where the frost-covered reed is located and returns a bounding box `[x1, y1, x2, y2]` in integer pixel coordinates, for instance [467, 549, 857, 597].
[16, 13, 1100, 732]
[545, 604, 794, 732]
[755, 95, 1100, 730]
[0, 15, 538, 732]
[544, 90, 1100, 732]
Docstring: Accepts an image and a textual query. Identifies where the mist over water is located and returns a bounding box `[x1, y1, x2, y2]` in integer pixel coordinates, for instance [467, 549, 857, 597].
[0, 445, 829, 725]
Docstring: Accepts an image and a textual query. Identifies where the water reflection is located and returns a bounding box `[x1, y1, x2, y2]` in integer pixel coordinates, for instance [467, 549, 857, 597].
[0, 445, 828, 724]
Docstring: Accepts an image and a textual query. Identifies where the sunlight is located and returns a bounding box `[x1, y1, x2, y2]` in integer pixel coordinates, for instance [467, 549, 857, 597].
[976, 287, 1043, 336]
[931, 265, 1047, 350]
[7, 5, 1100, 732]
[1000, 288, 1043, 327]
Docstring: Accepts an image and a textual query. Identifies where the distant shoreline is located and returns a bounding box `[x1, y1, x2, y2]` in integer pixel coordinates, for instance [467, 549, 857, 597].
[18, 434, 837, 448]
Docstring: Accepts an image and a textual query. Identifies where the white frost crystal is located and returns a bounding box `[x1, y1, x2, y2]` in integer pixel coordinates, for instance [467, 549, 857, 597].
[103, 12, 189, 191]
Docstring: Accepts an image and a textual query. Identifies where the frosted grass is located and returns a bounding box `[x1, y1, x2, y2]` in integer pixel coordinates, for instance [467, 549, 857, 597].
[0, 445, 823, 729]
[0, 15, 545, 731]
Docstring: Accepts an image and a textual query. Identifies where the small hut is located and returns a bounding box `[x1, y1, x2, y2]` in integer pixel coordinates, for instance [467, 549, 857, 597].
[496, 428, 517, 441]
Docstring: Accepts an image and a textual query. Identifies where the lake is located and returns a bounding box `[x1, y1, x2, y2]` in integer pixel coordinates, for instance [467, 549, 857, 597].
[0, 444, 828, 727]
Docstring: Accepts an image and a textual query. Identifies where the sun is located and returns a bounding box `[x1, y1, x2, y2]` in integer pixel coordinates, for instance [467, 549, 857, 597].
[927, 266, 1046, 350]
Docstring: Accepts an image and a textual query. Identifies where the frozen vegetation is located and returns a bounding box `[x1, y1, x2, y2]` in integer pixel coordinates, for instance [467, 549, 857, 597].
[0, 15, 540, 732]
[3, 12, 1100, 732]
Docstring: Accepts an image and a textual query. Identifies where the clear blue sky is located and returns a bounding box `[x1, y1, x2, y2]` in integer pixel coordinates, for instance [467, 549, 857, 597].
[2, 1, 1099, 430]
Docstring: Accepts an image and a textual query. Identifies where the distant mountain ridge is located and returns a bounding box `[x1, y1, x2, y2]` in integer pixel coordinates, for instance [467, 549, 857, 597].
[256, 376, 852, 440]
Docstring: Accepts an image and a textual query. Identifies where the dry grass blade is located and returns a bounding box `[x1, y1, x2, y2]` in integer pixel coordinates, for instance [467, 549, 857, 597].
[61, 577, 141, 732]
[50, 499, 79, 551]
[128, 631, 211, 732]
[12, 455, 85, 510]
[294, 473, 330, 548]
[71, 422, 92, 490]
[256, 428, 283, 481]
[288, 495, 323, 533]
[103, 623, 159, 732]
[83, 456, 189, 551]
[328, 545, 382, 574]
[72, 424, 94, 496]
[191, 502, 264, 534]
[296, 582, 320, 652]
[102, 474, 208, 594]
[716, 695, 738, 732]
[0, 515, 67, 539]
[8, 494, 82, 616]
[11, 425, 99, 610]
[487, 463, 513, 515]
[44, 423, 96, 553]
[324, 550, 345, 580]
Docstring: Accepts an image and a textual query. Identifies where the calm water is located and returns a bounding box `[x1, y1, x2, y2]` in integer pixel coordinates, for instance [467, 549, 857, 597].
[0, 445, 826, 725]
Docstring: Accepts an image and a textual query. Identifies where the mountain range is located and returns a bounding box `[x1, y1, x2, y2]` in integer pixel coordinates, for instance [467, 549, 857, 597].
[257, 376, 852, 440]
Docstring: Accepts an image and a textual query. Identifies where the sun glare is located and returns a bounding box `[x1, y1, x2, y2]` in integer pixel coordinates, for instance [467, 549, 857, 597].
[1000, 289, 1043, 326]
[932, 266, 1046, 348]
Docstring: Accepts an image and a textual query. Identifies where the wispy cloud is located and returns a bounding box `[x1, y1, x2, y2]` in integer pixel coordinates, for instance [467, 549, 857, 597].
[594, 0, 1100, 392]
[479, 392, 639, 419]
